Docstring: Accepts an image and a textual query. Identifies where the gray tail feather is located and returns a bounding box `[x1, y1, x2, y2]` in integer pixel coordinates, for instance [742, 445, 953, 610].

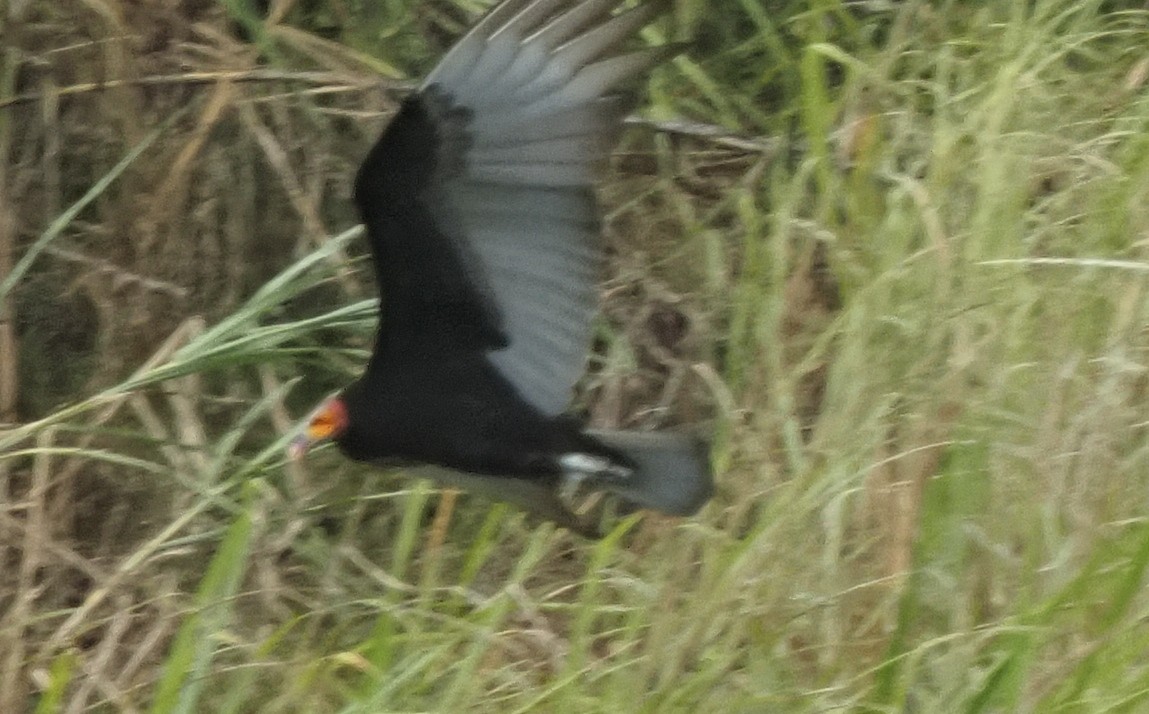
[584, 429, 714, 517]
[404, 431, 713, 538]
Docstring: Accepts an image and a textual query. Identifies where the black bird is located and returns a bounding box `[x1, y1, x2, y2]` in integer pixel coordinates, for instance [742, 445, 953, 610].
[290, 0, 713, 536]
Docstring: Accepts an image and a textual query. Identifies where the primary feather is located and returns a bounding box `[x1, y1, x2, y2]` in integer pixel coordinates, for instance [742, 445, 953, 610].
[373, 0, 674, 414]
[296, 0, 713, 537]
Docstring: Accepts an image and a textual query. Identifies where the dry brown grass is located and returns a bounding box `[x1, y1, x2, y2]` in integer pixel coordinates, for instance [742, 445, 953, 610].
[0, 2, 776, 709]
[7, 0, 1148, 711]
[2, 3, 383, 709]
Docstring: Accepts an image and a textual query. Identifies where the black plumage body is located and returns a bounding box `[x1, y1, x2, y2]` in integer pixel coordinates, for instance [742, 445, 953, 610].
[354, 91, 505, 353]
[342, 89, 623, 482]
[337, 346, 611, 479]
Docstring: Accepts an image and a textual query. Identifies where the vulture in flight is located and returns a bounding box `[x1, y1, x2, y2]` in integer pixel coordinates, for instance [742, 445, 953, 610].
[290, 0, 714, 536]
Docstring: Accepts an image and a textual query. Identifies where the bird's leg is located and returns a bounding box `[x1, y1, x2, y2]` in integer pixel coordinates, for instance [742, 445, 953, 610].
[427, 488, 459, 555]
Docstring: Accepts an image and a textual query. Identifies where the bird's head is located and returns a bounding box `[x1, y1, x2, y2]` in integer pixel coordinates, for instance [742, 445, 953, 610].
[288, 395, 350, 460]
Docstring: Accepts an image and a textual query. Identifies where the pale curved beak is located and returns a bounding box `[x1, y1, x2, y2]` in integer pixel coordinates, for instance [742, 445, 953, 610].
[287, 434, 313, 461]
[289, 396, 347, 461]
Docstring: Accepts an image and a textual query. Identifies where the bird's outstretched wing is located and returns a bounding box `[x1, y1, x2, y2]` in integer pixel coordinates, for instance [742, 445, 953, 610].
[353, 0, 674, 415]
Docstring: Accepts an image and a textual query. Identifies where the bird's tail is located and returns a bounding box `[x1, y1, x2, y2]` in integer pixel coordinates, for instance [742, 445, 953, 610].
[583, 429, 714, 517]
[410, 431, 714, 538]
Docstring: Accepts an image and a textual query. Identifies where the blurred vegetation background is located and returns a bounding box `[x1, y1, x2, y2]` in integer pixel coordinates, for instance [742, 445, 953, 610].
[2, 0, 1149, 711]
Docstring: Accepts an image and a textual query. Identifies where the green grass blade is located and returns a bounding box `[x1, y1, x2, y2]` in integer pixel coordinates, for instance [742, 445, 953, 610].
[150, 482, 259, 714]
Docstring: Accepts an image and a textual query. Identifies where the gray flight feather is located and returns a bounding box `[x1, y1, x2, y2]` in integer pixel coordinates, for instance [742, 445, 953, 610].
[418, 0, 674, 415]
